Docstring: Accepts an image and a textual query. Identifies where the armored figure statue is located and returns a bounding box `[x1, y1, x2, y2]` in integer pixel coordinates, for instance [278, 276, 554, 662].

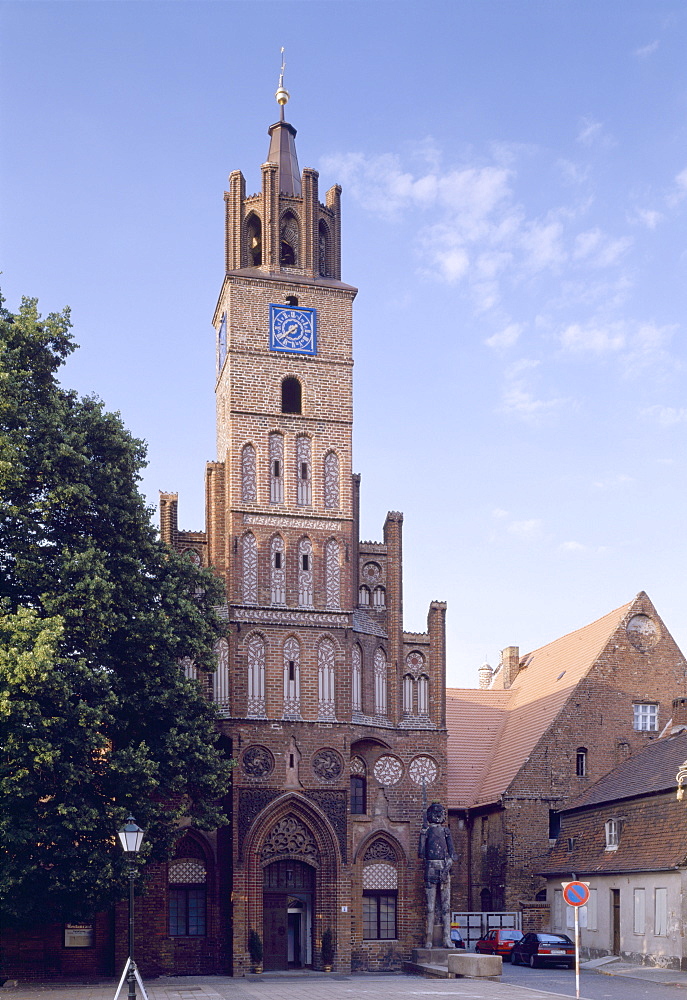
[418, 801, 456, 948]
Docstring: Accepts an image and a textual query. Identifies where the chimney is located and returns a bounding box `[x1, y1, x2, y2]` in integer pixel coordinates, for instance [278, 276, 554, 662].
[478, 662, 493, 690]
[501, 646, 520, 690]
[672, 697, 687, 733]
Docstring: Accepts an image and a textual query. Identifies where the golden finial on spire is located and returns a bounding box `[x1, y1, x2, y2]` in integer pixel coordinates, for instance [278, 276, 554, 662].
[275, 47, 290, 119]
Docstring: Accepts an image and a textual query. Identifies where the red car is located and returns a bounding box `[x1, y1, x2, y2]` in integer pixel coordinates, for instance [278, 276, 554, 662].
[475, 928, 523, 960]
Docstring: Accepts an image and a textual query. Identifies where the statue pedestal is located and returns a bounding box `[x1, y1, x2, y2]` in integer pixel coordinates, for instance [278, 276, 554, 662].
[412, 948, 454, 965]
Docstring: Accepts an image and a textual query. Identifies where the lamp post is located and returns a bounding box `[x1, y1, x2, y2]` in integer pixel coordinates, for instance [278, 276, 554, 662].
[116, 816, 145, 1000]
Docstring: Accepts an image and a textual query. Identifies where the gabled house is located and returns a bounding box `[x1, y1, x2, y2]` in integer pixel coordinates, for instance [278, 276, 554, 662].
[446, 592, 687, 918]
[541, 722, 687, 969]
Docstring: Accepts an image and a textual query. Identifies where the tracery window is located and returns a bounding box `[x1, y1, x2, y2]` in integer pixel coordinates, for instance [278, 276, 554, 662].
[298, 537, 313, 608]
[169, 856, 207, 937]
[352, 645, 362, 712]
[418, 675, 429, 715]
[283, 636, 301, 719]
[373, 586, 386, 607]
[213, 638, 230, 710]
[358, 585, 370, 606]
[402, 674, 414, 714]
[317, 638, 336, 721]
[323, 452, 340, 509]
[296, 436, 312, 505]
[363, 847, 397, 940]
[241, 443, 257, 502]
[247, 634, 266, 718]
[242, 532, 258, 604]
[280, 211, 299, 267]
[325, 539, 340, 609]
[374, 648, 387, 716]
[270, 535, 285, 604]
[269, 433, 284, 504]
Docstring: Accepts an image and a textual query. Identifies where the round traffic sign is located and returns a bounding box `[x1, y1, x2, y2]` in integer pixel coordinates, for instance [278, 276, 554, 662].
[563, 881, 590, 907]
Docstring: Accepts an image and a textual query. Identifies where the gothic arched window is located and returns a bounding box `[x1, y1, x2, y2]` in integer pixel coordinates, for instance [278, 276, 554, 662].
[242, 532, 258, 604]
[241, 443, 257, 502]
[247, 635, 266, 718]
[283, 636, 301, 719]
[246, 213, 262, 267]
[363, 840, 398, 940]
[323, 451, 340, 509]
[325, 539, 340, 609]
[402, 674, 414, 714]
[418, 675, 429, 715]
[374, 648, 387, 716]
[269, 433, 284, 503]
[296, 435, 311, 504]
[318, 638, 336, 721]
[352, 645, 362, 712]
[373, 586, 386, 607]
[169, 853, 207, 937]
[280, 211, 299, 267]
[270, 535, 285, 604]
[359, 585, 371, 606]
[213, 638, 230, 711]
[298, 537, 313, 607]
[282, 377, 302, 415]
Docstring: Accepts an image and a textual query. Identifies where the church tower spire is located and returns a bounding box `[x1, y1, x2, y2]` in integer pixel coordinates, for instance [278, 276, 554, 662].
[266, 48, 301, 196]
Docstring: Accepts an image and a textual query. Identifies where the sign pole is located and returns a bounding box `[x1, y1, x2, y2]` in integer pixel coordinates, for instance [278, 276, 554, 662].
[574, 904, 580, 1000]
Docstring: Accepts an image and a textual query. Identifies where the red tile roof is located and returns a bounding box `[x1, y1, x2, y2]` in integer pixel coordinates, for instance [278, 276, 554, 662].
[446, 599, 634, 809]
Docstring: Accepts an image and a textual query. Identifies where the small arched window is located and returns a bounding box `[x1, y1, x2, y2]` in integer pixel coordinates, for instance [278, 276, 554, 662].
[576, 747, 588, 777]
[282, 377, 302, 415]
[359, 585, 371, 606]
[280, 211, 299, 267]
[418, 675, 429, 715]
[246, 213, 262, 267]
[373, 586, 386, 607]
[403, 674, 414, 714]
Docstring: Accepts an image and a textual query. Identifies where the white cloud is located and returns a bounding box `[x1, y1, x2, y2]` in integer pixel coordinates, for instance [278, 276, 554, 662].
[485, 322, 523, 350]
[501, 358, 567, 419]
[491, 508, 509, 519]
[560, 322, 625, 353]
[592, 473, 634, 490]
[576, 117, 614, 148]
[559, 540, 587, 552]
[520, 218, 565, 270]
[508, 518, 543, 539]
[634, 40, 659, 59]
[573, 228, 631, 266]
[632, 208, 663, 229]
[642, 405, 687, 427]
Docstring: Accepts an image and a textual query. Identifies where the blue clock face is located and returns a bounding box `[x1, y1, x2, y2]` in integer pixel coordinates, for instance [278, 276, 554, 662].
[269, 305, 317, 355]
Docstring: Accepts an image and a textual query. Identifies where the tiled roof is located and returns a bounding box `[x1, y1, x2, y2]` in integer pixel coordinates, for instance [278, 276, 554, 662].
[352, 609, 387, 638]
[564, 729, 687, 812]
[446, 599, 634, 809]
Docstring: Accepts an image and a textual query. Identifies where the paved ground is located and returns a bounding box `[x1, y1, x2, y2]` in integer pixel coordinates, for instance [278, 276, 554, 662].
[5, 964, 687, 1000]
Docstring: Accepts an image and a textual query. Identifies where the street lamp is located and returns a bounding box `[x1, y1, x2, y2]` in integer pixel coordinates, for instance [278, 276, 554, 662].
[115, 816, 146, 1000]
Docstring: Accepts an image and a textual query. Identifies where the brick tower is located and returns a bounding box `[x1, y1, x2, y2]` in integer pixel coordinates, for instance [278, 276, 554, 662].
[160, 74, 448, 976]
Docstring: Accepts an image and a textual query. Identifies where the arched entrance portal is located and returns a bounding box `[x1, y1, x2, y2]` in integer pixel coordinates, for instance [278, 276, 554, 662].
[263, 860, 314, 970]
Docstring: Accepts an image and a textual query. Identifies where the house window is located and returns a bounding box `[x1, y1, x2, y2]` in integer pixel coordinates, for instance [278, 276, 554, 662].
[350, 775, 366, 814]
[548, 809, 560, 840]
[168, 858, 206, 937]
[576, 747, 587, 777]
[605, 818, 620, 850]
[633, 888, 646, 934]
[363, 892, 397, 940]
[655, 888, 668, 936]
[633, 703, 658, 731]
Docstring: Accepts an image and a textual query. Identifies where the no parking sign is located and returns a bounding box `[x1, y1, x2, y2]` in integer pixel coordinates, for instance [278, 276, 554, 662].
[561, 880, 590, 1000]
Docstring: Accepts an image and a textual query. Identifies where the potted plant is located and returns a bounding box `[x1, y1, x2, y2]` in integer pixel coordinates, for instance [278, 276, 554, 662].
[248, 929, 263, 974]
[321, 928, 335, 972]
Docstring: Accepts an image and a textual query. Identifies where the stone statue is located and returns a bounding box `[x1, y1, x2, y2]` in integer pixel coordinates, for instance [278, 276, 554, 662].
[418, 801, 456, 948]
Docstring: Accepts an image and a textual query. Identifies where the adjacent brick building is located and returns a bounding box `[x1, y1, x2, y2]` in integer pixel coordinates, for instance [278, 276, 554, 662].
[446, 592, 687, 926]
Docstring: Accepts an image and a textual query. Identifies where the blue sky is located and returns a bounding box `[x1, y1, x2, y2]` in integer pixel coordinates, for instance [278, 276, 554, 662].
[2, 1, 687, 686]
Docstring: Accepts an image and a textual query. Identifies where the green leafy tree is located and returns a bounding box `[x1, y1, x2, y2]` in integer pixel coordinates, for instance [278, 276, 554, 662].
[0, 296, 231, 926]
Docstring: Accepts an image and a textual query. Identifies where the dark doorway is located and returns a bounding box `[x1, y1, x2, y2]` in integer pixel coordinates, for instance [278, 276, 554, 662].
[263, 860, 314, 970]
[611, 888, 620, 954]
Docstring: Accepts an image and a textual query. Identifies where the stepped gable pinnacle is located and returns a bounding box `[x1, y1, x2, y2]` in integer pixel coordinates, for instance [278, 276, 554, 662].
[267, 48, 301, 196]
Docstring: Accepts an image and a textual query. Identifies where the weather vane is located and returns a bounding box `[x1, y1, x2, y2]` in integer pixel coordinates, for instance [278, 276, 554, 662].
[275, 46, 289, 119]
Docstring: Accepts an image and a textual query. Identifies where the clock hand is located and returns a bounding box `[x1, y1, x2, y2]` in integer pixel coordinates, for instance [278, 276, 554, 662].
[284, 323, 299, 336]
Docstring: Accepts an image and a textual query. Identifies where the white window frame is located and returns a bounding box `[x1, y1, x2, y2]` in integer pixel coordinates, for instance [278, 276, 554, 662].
[605, 818, 619, 851]
[633, 703, 658, 732]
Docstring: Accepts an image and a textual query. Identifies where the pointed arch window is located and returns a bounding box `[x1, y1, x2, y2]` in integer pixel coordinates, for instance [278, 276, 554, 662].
[402, 674, 414, 714]
[213, 638, 230, 711]
[298, 537, 313, 607]
[352, 645, 362, 712]
[242, 532, 258, 604]
[418, 675, 429, 715]
[323, 452, 340, 509]
[325, 539, 340, 609]
[241, 444, 257, 502]
[296, 435, 311, 504]
[269, 433, 284, 504]
[270, 536, 285, 604]
[374, 648, 387, 716]
[283, 636, 301, 719]
[280, 211, 299, 267]
[247, 635, 266, 718]
[282, 377, 302, 415]
[246, 212, 262, 267]
[169, 854, 207, 937]
[318, 638, 336, 721]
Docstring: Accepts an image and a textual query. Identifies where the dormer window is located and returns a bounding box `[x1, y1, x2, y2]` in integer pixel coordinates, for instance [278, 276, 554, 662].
[605, 818, 620, 851]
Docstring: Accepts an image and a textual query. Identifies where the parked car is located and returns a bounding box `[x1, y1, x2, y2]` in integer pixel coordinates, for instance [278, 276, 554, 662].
[474, 928, 523, 960]
[511, 932, 575, 969]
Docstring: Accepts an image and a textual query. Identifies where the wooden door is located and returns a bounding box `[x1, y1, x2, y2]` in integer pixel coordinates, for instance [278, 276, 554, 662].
[263, 893, 289, 970]
[611, 889, 620, 955]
